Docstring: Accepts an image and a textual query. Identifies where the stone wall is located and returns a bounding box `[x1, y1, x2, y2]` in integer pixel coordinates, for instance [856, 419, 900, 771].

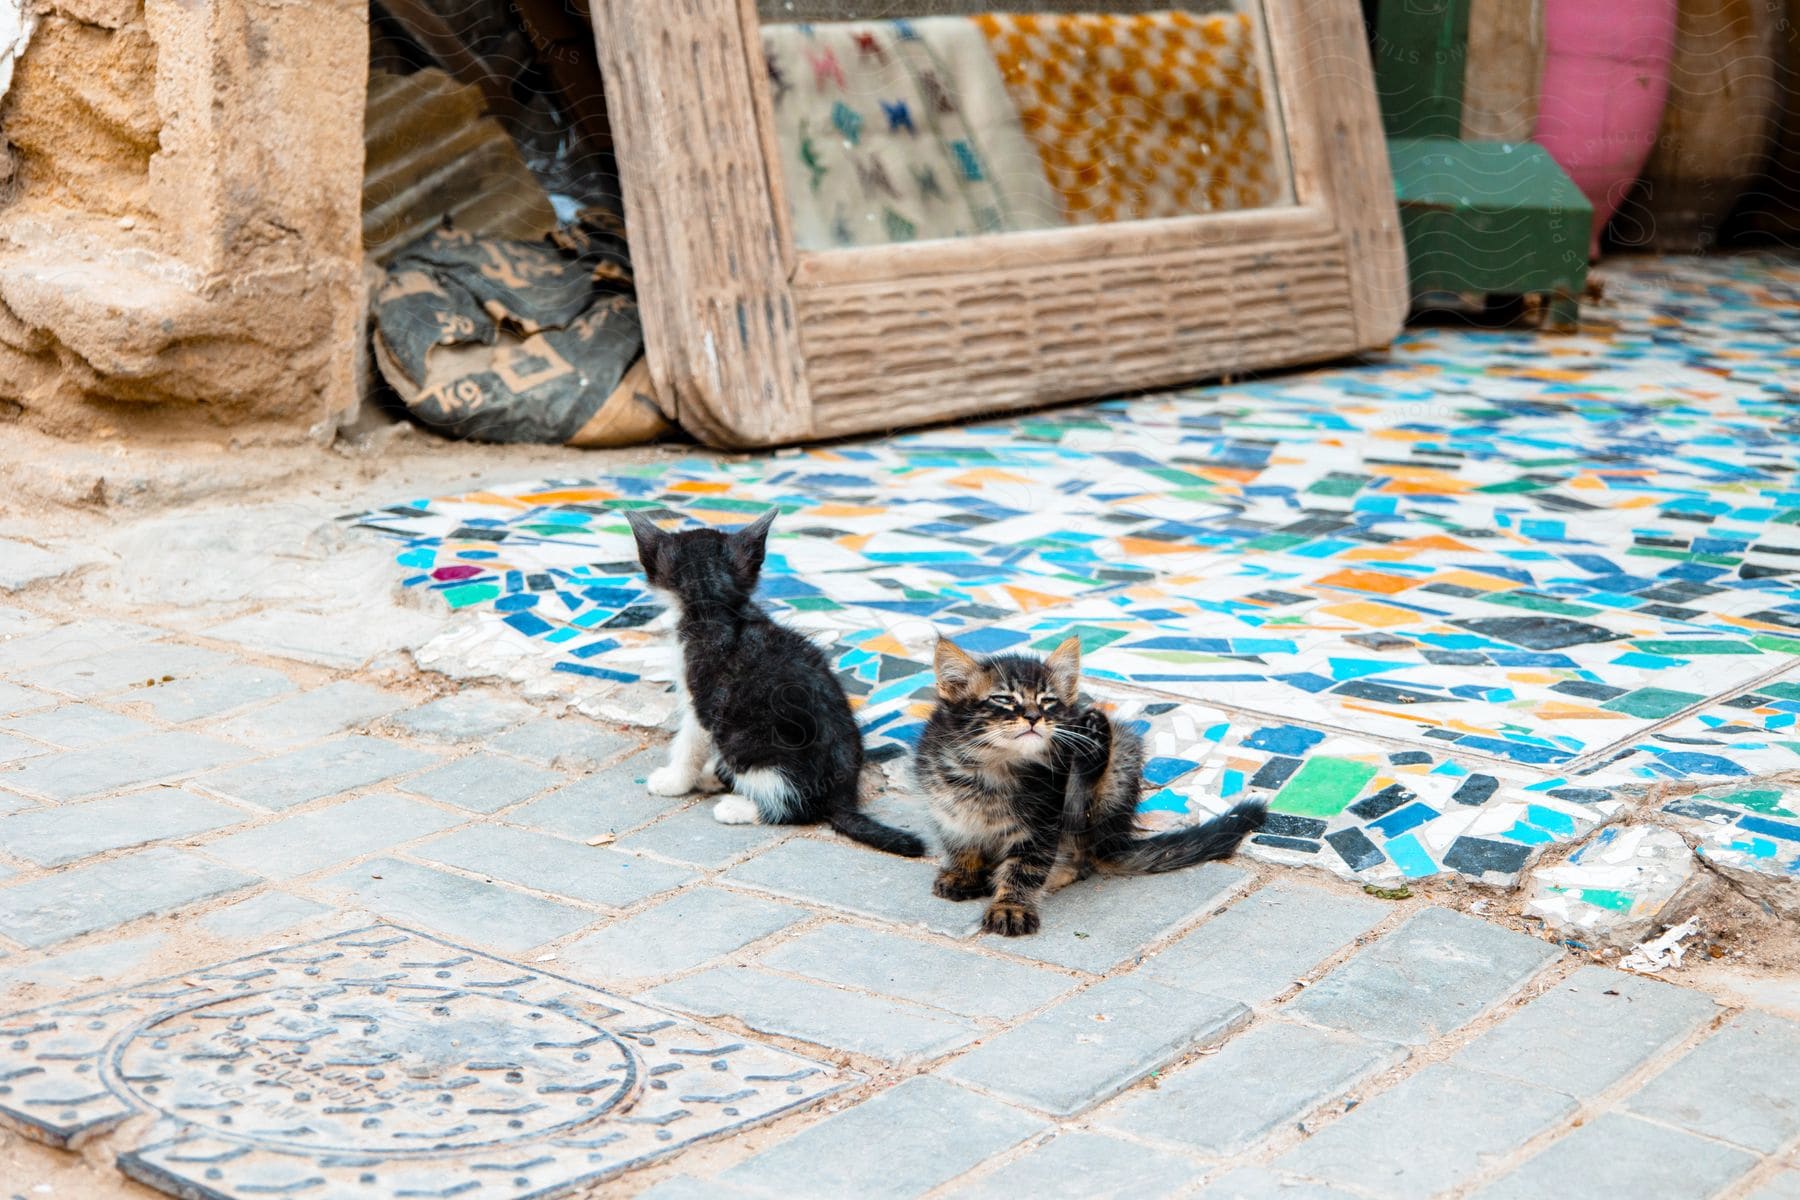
[0, 0, 369, 442]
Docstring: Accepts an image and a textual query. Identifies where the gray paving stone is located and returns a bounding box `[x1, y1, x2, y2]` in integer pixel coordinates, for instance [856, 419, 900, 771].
[1096, 1021, 1402, 1155]
[557, 886, 805, 983]
[198, 735, 439, 810]
[945, 1131, 1202, 1199]
[20, 642, 234, 699]
[1196, 1168, 1363, 1200]
[0, 603, 51, 635]
[0, 681, 50, 716]
[0, 847, 254, 948]
[509, 751, 677, 837]
[398, 752, 562, 813]
[988, 862, 1252, 973]
[197, 891, 334, 940]
[3, 731, 253, 801]
[863, 784, 936, 847]
[317, 856, 593, 952]
[1745, 1168, 1800, 1200]
[1626, 1010, 1800, 1153]
[0, 787, 35, 814]
[1286, 906, 1562, 1046]
[647, 966, 979, 1062]
[387, 692, 536, 742]
[490, 717, 636, 768]
[1473, 1112, 1757, 1200]
[0, 619, 159, 671]
[760, 923, 1076, 1020]
[0, 731, 48, 765]
[720, 1076, 1046, 1198]
[0, 932, 167, 999]
[615, 799, 786, 867]
[0, 539, 95, 591]
[942, 975, 1251, 1116]
[1275, 1063, 1576, 1199]
[1140, 879, 1389, 1004]
[1455, 965, 1718, 1098]
[723, 837, 972, 936]
[2, 703, 158, 748]
[214, 680, 404, 748]
[414, 825, 694, 908]
[201, 792, 462, 879]
[206, 608, 439, 669]
[123, 664, 297, 723]
[0, 788, 247, 866]
[636, 1178, 762, 1200]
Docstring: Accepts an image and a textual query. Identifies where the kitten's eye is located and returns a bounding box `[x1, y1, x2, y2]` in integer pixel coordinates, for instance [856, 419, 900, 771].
[1039, 696, 1059, 712]
[985, 695, 1016, 711]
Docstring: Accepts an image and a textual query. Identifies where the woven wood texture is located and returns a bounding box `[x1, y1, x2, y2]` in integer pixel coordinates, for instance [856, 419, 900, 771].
[797, 234, 1352, 436]
[1296, 0, 1409, 344]
[590, 0, 811, 445]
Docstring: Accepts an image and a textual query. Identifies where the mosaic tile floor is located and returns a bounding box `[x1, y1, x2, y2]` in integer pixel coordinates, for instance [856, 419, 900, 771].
[351, 255, 1800, 891]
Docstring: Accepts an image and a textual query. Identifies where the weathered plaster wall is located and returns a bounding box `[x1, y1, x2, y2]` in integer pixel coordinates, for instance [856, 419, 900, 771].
[0, 0, 368, 442]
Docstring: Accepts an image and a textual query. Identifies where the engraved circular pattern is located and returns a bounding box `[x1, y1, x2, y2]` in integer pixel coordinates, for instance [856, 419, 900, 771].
[114, 987, 640, 1156]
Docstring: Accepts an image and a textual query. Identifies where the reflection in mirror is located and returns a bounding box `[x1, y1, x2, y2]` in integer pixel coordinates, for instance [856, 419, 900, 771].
[756, 1, 1293, 250]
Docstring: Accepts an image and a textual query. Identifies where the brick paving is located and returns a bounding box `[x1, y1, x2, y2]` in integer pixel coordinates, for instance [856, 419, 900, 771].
[0, 598, 1793, 1198]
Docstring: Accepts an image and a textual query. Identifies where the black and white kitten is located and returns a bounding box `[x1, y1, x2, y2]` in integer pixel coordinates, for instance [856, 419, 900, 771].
[917, 635, 1266, 935]
[626, 508, 927, 857]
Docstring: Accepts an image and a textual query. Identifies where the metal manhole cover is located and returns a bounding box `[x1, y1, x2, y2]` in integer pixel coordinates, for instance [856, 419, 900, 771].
[0, 925, 851, 1198]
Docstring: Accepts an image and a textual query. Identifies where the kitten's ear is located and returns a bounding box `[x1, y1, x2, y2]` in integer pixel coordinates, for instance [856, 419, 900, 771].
[1045, 635, 1082, 703]
[728, 508, 778, 585]
[934, 638, 986, 703]
[623, 510, 664, 574]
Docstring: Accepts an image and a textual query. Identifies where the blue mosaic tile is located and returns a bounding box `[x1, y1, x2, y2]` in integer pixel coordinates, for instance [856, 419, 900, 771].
[347, 256, 1800, 887]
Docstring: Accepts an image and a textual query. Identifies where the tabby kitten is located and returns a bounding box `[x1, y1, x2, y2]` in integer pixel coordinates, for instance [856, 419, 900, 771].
[626, 508, 926, 857]
[916, 635, 1266, 935]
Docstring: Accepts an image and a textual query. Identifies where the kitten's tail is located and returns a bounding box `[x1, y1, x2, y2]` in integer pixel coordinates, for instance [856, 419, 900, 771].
[1098, 800, 1267, 874]
[828, 809, 929, 857]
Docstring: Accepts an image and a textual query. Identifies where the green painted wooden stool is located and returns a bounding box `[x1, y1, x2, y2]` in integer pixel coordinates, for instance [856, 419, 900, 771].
[1374, 0, 1593, 330]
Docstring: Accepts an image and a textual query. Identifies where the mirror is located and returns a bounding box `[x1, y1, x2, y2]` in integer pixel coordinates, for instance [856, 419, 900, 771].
[755, 1, 1295, 250]
[591, 0, 1402, 446]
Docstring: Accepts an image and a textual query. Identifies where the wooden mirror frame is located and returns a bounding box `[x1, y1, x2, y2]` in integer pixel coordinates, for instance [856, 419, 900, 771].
[591, 0, 1406, 449]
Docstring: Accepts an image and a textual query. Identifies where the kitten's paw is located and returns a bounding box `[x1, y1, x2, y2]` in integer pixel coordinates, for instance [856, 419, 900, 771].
[712, 795, 761, 825]
[646, 766, 696, 796]
[933, 868, 990, 902]
[981, 900, 1040, 937]
[1057, 707, 1113, 780]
